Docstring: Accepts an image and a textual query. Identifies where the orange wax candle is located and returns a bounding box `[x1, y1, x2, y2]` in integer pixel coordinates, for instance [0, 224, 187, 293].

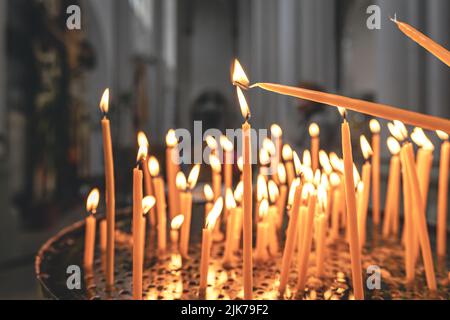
[391, 17, 450, 67]
[309, 123, 320, 172]
[84, 188, 99, 269]
[276, 164, 288, 229]
[278, 180, 301, 296]
[271, 124, 283, 184]
[220, 136, 234, 200]
[166, 130, 180, 220]
[267, 180, 280, 256]
[132, 167, 144, 300]
[223, 189, 237, 264]
[315, 213, 327, 278]
[251, 83, 450, 133]
[170, 215, 184, 252]
[100, 219, 107, 253]
[138, 132, 156, 226]
[255, 199, 269, 262]
[358, 135, 373, 248]
[370, 120, 381, 227]
[282, 145, 295, 187]
[329, 173, 341, 239]
[411, 128, 434, 208]
[149, 157, 168, 254]
[404, 143, 437, 291]
[99, 89, 116, 287]
[210, 154, 224, 241]
[340, 113, 364, 300]
[436, 131, 449, 258]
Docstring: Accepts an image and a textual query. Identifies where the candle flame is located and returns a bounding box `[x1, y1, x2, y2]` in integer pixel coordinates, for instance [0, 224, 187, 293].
[357, 181, 364, 194]
[369, 119, 381, 134]
[302, 166, 314, 183]
[393, 120, 408, 140]
[282, 144, 293, 161]
[330, 172, 340, 187]
[206, 135, 218, 150]
[232, 59, 250, 89]
[302, 150, 312, 168]
[387, 122, 404, 142]
[137, 131, 149, 148]
[270, 124, 282, 138]
[436, 130, 449, 141]
[204, 184, 214, 202]
[320, 174, 329, 189]
[411, 127, 434, 151]
[287, 178, 300, 207]
[225, 188, 236, 210]
[259, 198, 269, 219]
[205, 197, 223, 230]
[187, 164, 201, 190]
[301, 183, 315, 201]
[137, 144, 148, 162]
[99, 88, 110, 114]
[387, 137, 401, 155]
[148, 156, 160, 177]
[360, 135, 373, 160]
[220, 135, 233, 152]
[293, 151, 302, 176]
[263, 138, 276, 156]
[237, 156, 243, 172]
[319, 150, 332, 175]
[86, 188, 100, 213]
[171, 215, 184, 230]
[257, 174, 268, 201]
[234, 181, 243, 203]
[353, 164, 361, 187]
[236, 87, 251, 121]
[176, 172, 187, 191]
[209, 154, 222, 173]
[313, 169, 321, 186]
[337, 107, 347, 119]
[259, 148, 270, 166]
[329, 152, 343, 173]
[268, 180, 279, 203]
[142, 196, 156, 214]
[309, 123, 320, 137]
[166, 129, 178, 147]
[277, 163, 287, 184]
[317, 185, 327, 212]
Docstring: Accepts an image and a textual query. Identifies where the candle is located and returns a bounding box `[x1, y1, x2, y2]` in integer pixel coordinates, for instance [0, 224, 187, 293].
[315, 186, 327, 278]
[199, 197, 223, 295]
[233, 60, 253, 300]
[259, 148, 271, 178]
[178, 165, 201, 258]
[276, 163, 288, 229]
[203, 184, 214, 220]
[256, 174, 268, 226]
[309, 123, 320, 172]
[99, 89, 116, 287]
[210, 154, 224, 241]
[267, 180, 280, 256]
[84, 188, 99, 269]
[411, 128, 434, 207]
[340, 109, 364, 300]
[303, 150, 312, 169]
[382, 137, 401, 238]
[271, 124, 283, 184]
[232, 182, 244, 252]
[141, 195, 156, 256]
[132, 166, 143, 300]
[251, 83, 450, 133]
[220, 135, 234, 199]
[278, 179, 301, 296]
[223, 189, 237, 265]
[358, 135, 373, 248]
[282, 144, 295, 187]
[255, 198, 269, 262]
[329, 173, 341, 239]
[391, 17, 450, 67]
[170, 215, 184, 252]
[166, 130, 180, 220]
[138, 132, 156, 226]
[436, 130, 449, 258]
[206, 135, 218, 157]
[370, 119, 381, 228]
[100, 219, 107, 253]
[149, 156, 168, 254]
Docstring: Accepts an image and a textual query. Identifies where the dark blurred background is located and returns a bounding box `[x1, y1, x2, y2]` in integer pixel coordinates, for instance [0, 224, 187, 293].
[0, 0, 448, 299]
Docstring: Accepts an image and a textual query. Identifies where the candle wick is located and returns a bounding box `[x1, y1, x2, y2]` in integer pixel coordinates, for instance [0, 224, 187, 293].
[390, 13, 398, 23]
[233, 81, 249, 91]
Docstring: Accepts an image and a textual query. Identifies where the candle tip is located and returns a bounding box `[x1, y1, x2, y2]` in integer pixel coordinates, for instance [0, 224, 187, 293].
[389, 13, 398, 23]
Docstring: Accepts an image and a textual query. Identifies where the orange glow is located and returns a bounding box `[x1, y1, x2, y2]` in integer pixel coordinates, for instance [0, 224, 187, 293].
[236, 87, 250, 120]
[204, 184, 214, 202]
[309, 123, 320, 137]
[99, 88, 110, 114]
[137, 131, 149, 148]
[206, 136, 218, 150]
[234, 181, 243, 203]
[436, 130, 449, 141]
[148, 156, 160, 177]
[142, 196, 156, 214]
[411, 127, 434, 151]
[187, 164, 201, 190]
[319, 150, 332, 174]
[270, 124, 282, 138]
[360, 135, 373, 160]
[86, 188, 100, 213]
[370, 119, 381, 134]
[259, 198, 269, 219]
[277, 163, 287, 184]
[209, 154, 222, 173]
[302, 150, 311, 168]
[232, 59, 250, 88]
[293, 151, 302, 176]
[282, 144, 293, 161]
[166, 129, 178, 147]
[257, 174, 268, 201]
[387, 137, 401, 155]
[176, 172, 187, 191]
[171, 215, 184, 230]
[220, 135, 233, 152]
[268, 180, 279, 203]
[225, 188, 237, 210]
[137, 144, 148, 162]
[205, 197, 223, 230]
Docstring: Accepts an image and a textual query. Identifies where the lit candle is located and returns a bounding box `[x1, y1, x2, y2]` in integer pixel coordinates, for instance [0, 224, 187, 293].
[138, 132, 156, 226]
[256, 174, 268, 227]
[315, 186, 327, 277]
[411, 128, 434, 208]
[178, 165, 201, 258]
[251, 83, 450, 133]
[329, 173, 341, 240]
[339, 108, 364, 300]
[282, 144, 295, 187]
[210, 154, 224, 241]
[254, 198, 269, 262]
[170, 215, 184, 252]
[271, 124, 283, 183]
[84, 188, 99, 269]
[278, 179, 301, 296]
[99, 89, 116, 287]
[276, 163, 288, 229]
[391, 17, 450, 67]
[232, 182, 244, 253]
[223, 189, 237, 265]
[382, 137, 401, 238]
[166, 130, 180, 220]
[309, 123, 320, 172]
[149, 156, 167, 254]
[141, 195, 156, 257]
[370, 119, 381, 228]
[267, 180, 280, 256]
[233, 59, 253, 299]
[220, 135, 234, 200]
[204, 184, 214, 221]
[358, 135, 373, 248]
[259, 148, 271, 179]
[132, 164, 143, 300]
[436, 130, 449, 258]
[199, 197, 223, 295]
